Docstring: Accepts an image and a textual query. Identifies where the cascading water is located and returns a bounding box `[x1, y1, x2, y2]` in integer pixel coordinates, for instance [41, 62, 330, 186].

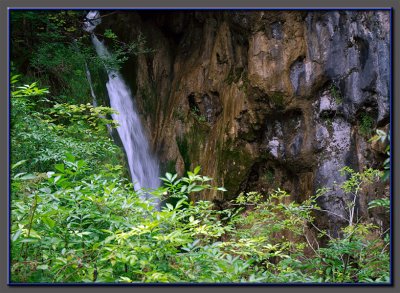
[84, 11, 160, 204]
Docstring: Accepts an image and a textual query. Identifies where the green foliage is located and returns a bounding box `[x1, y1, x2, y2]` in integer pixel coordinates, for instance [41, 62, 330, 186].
[9, 11, 391, 280]
[11, 82, 49, 98]
[368, 198, 390, 210]
[98, 31, 154, 72]
[190, 108, 207, 123]
[369, 129, 390, 181]
[160, 166, 226, 200]
[31, 42, 93, 103]
[330, 84, 343, 104]
[11, 11, 153, 105]
[103, 29, 118, 40]
[338, 167, 382, 226]
[359, 113, 374, 137]
[368, 129, 390, 212]
[45, 103, 119, 133]
[11, 159, 390, 283]
[10, 75, 122, 173]
[313, 224, 390, 283]
[11, 11, 94, 103]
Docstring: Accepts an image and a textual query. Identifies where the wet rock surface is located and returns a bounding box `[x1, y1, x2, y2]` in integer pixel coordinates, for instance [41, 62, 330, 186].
[99, 10, 390, 233]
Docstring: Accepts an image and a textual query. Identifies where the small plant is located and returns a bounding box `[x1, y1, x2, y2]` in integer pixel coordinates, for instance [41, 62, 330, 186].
[368, 198, 390, 211]
[324, 116, 333, 130]
[103, 29, 118, 40]
[330, 84, 343, 104]
[190, 108, 207, 123]
[92, 31, 154, 72]
[359, 113, 374, 137]
[369, 129, 390, 181]
[339, 166, 382, 226]
[11, 81, 49, 98]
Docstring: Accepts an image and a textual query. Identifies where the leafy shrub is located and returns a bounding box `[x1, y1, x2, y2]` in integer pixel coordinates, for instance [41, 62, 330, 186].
[10, 158, 390, 283]
[10, 77, 123, 173]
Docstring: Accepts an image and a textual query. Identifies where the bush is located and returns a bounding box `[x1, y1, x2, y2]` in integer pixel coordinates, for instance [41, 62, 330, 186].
[10, 77, 123, 173]
[10, 159, 390, 283]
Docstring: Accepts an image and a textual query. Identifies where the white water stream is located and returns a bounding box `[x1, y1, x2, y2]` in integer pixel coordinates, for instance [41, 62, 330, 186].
[84, 11, 160, 203]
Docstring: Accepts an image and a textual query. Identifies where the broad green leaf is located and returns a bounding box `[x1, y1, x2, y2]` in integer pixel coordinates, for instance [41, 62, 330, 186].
[55, 163, 65, 173]
[11, 230, 22, 242]
[11, 159, 27, 170]
[193, 166, 201, 175]
[65, 153, 76, 163]
[190, 185, 204, 192]
[37, 264, 49, 270]
[20, 174, 36, 180]
[39, 187, 52, 193]
[42, 216, 55, 228]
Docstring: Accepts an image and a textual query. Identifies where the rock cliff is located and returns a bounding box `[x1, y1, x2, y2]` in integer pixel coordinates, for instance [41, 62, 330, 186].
[97, 10, 390, 234]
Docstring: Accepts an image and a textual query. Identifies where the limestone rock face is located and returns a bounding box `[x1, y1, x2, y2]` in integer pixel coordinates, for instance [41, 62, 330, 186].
[100, 10, 390, 233]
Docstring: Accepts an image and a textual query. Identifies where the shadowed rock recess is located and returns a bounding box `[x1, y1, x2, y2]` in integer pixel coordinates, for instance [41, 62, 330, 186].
[98, 10, 390, 234]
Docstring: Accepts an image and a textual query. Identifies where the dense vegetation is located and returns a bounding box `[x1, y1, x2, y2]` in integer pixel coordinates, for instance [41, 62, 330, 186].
[10, 10, 390, 284]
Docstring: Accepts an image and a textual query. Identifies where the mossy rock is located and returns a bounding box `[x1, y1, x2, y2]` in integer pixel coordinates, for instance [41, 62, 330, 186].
[160, 159, 178, 175]
[176, 136, 191, 173]
[268, 92, 288, 110]
[217, 139, 254, 197]
[176, 122, 210, 174]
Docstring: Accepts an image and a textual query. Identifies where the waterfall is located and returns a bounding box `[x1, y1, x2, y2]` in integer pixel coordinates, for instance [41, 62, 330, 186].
[84, 11, 161, 204]
[84, 61, 98, 107]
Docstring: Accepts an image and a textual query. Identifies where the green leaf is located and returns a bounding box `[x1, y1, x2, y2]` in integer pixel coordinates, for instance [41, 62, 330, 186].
[11, 159, 27, 170]
[20, 174, 37, 180]
[193, 166, 201, 175]
[37, 264, 49, 270]
[65, 153, 76, 163]
[29, 229, 41, 239]
[39, 187, 52, 193]
[180, 185, 187, 193]
[190, 185, 204, 192]
[42, 216, 55, 228]
[10, 74, 21, 84]
[77, 160, 86, 169]
[175, 198, 187, 209]
[20, 238, 39, 243]
[55, 163, 65, 173]
[11, 230, 22, 242]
